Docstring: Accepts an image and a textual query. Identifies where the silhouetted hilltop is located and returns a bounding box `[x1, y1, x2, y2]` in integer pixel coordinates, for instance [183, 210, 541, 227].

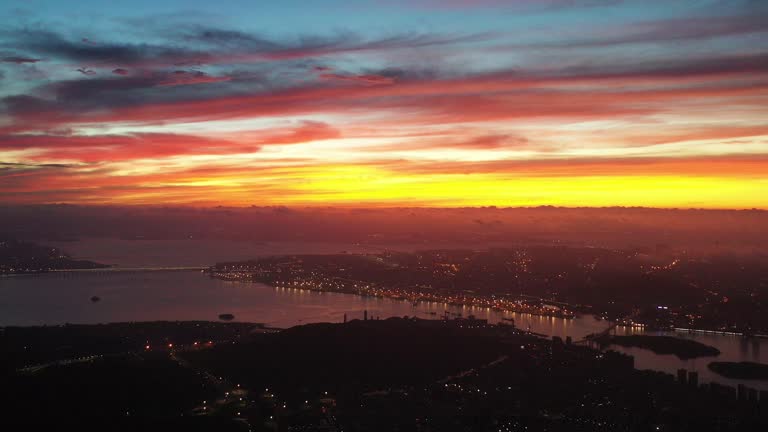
[0, 236, 107, 274]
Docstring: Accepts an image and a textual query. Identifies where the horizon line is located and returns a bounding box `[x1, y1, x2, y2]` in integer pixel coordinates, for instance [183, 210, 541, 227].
[1, 203, 765, 212]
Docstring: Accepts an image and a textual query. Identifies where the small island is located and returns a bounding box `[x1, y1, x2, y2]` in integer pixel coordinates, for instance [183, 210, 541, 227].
[604, 335, 720, 360]
[708, 362, 768, 380]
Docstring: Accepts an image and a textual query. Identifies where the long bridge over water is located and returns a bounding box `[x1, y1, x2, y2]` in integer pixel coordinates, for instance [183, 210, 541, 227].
[2, 267, 207, 278]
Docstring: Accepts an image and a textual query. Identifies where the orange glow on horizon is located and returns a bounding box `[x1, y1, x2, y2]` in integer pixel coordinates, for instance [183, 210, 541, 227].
[4, 157, 763, 209]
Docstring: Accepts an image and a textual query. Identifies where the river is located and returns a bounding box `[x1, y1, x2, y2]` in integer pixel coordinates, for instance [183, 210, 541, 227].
[2, 269, 766, 391]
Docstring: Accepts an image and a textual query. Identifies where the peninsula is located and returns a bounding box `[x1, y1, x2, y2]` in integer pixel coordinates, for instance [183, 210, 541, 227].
[605, 335, 720, 360]
[708, 362, 768, 381]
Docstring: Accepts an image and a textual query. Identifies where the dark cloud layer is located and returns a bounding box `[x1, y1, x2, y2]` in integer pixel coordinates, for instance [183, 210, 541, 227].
[2, 27, 489, 69]
[5, 29, 205, 66]
[1, 55, 41, 64]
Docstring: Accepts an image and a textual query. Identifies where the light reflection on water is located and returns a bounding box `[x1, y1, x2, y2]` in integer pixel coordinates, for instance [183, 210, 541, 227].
[1, 270, 766, 390]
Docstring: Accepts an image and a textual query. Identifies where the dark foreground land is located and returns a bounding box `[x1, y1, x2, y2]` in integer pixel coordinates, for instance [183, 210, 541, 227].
[602, 335, 721, 360]
[1, 321, 262, 431]
[709, 362, 768, 381]
[1, 319, 766, 431]
[0, 320, 262, 372]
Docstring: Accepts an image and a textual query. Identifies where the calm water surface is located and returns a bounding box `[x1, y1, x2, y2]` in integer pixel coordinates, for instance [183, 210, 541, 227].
[0, 270, 602, 333]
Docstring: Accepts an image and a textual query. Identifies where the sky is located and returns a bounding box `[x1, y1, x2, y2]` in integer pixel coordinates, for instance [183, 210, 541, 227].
[0, 0, 766, 208]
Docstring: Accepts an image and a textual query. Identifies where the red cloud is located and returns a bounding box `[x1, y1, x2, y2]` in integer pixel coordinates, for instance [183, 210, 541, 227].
[367, 133, 531, 152]
[0, 121, 343, 163]
[442, 134, 529, 149]
[0, 133, 257, 163]
[252, 121, 341, 145]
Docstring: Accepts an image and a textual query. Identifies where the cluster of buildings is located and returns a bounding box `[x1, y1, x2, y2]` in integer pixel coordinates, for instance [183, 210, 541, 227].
[209, 259, 576, 319]
[676, 368, 768, 408]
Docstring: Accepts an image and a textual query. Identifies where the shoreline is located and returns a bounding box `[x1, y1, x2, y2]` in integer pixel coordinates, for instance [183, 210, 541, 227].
[673, 327, 768, 339]
[210, 273, 577, 321]
[708, 361, 768, 381]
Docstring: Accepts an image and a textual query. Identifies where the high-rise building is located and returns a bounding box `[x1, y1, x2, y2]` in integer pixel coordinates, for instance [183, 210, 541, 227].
[748, 388, 758, 403]
[687, 371, 698, 388]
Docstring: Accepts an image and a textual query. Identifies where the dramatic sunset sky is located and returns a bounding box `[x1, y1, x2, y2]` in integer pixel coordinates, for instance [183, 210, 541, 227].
[1, 0, 766, 208]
